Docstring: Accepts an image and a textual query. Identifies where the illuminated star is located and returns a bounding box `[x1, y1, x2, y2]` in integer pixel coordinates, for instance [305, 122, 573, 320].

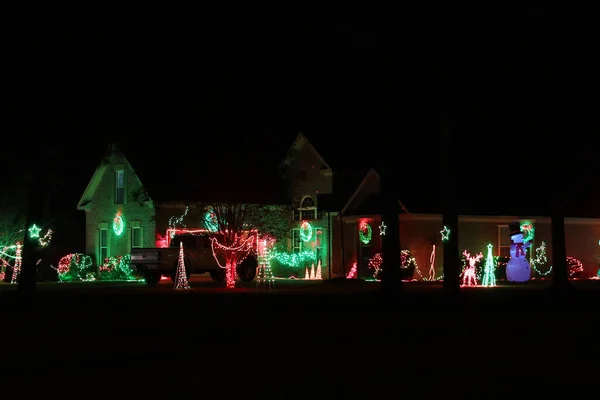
[28, 224, 41, 239]
[379, 221, 387, 235]
[440, 226, 450, 241]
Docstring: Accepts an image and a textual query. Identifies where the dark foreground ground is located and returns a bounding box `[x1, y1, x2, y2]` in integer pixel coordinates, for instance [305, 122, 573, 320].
[2, 278, 599, 397]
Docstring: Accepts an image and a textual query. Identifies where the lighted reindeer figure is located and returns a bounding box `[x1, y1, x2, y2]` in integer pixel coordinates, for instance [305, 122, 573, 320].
[461, 250, 483, 287]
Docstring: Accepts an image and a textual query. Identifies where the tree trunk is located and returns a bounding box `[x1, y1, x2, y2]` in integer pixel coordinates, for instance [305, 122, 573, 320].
[380, 173, 401, 293]
[550, 195, 569, 290]
[441, 126, 460, 295]
[17, 160, 43, 294]
[226, 260, 236, 289]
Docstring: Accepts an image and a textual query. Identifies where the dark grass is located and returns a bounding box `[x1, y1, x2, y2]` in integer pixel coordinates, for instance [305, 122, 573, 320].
[2, 280, 600, 396]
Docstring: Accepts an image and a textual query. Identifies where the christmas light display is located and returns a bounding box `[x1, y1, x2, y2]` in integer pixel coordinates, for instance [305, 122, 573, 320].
[440, 226, 450, 241]
[174, 242, 190, 290]
[567, 256, 584, 277]
[98, 254, 137, 281]
[1, 244, 17, 282]
[269, 250, 316, 267]
[38, 228, 53, 247]
[368, 250, 421, 281]
[168, 206, 189, 238]
[10, 243, 22, 284]
[346, 262, 357, 279]
[401, 250, 418, 270]
[28, 224, 41, 239]
[520, 220, 535, 242]
[506, 222, 532, 282]
[203, 210, 219, 232]
[56, 253, 94, 282]
[310, 264, 315, 279]
[379, 221, 386, 235]
[112, 212, 124, 237]
[300, 221, 313, 242]
[461, 250, 482, 286]
[315, 260, 322, 279]
[210, 235, 254, 288]
[256, 239, 275, 290]
[428, 244, 436, 281]
[368, 253, 383, 279]
[531, 241, 552, 276]
[359, 221, 372, 244]
[482, 244, 496, 287]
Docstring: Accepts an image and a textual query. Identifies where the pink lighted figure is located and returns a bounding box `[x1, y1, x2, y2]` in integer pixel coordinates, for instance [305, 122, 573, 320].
[461, 250, 482, 286]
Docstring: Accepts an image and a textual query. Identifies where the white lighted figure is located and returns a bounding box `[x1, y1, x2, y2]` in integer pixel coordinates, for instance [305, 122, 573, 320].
[462, 250, 482, 286]
[506, 222, 532, 282]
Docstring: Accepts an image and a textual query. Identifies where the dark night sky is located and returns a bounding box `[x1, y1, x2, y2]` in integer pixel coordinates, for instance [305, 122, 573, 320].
[4, 3, 600, 233]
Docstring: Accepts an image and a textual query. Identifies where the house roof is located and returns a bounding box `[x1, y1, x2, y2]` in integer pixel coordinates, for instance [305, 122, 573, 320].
[279, 132, 331, 171]
[115, 141, 290, 205]
[316, 167, 374, 212]
[341, 168, 381, 215]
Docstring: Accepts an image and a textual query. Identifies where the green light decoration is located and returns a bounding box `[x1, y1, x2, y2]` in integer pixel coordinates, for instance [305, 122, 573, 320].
[482, 244, 496, 287]
[299, 221, 313, 242]
[113, 212, 124, 236]
[28, 224, 41, 239]
[359, 221, 372, 244]
[440, 226, 450, 241]
[520, 220, 534, 242]
[269, 250, 316, 267]
[203, 211, 219, 232]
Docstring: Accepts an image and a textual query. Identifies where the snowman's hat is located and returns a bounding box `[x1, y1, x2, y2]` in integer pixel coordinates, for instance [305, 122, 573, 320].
[509, 222, 522, 236]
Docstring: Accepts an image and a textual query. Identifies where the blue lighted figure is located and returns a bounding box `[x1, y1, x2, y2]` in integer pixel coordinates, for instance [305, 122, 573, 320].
[506, 222, 532, 282]
[482, 244, 496, 287]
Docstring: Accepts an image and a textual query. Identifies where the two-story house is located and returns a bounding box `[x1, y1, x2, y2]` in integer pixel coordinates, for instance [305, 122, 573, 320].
[77, 133, 344, 279]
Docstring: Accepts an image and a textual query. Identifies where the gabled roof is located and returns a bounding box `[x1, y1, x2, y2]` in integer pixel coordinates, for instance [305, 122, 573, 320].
[279, 132, 331, 171]
[101, 141, 290, 205]
[77, 143, 144, 210]
[76, 144, 116, 210]
[341, 168, 380, 216]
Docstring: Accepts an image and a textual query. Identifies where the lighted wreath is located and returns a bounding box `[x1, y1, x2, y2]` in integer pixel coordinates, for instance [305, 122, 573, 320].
[520, 220, 535, 242]
[359, 221, 372, 244]
[300, 221, 313, 242]
[113, 213, 124, 236]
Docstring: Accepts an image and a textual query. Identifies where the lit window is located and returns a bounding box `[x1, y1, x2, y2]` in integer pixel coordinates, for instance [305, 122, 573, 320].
[115, 170, 124, 204]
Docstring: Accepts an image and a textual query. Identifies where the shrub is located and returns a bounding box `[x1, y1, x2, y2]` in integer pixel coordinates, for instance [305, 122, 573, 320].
[57, 253, 94, 282]
[98, 254, 139, 281]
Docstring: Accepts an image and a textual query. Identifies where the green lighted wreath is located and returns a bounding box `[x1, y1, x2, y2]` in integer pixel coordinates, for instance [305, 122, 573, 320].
[300, 221, 313, 242]
[520, 220, 534, 242]
[113, 213, 124, 237]
[359, 221, 372, 244]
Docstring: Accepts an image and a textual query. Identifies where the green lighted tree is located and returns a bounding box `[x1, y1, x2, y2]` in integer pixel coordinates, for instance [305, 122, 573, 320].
[482, 244, 496, 287]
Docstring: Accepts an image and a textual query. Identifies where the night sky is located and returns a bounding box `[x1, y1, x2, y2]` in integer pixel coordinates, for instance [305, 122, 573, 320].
[4, 3, 599, 245]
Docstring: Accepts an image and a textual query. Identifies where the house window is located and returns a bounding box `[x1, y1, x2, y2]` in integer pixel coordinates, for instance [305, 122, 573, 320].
[497, 225, 511, 257]
[294, 195, 317, 220]
[292, 229, 301, 253]
[100, 228, 108, 261]
[115, 170, 124, 204]
[132, 227, 142, 248]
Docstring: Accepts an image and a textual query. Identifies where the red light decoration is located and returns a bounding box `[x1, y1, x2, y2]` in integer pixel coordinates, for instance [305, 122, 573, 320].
[368, 253, 383, 278]
[210, 235, 255, 289]
[346, 262, 357, 279]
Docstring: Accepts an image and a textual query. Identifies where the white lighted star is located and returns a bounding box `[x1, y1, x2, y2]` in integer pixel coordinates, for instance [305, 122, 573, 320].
[379, 221, 387, 235]
[440, 226, 450, 241]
